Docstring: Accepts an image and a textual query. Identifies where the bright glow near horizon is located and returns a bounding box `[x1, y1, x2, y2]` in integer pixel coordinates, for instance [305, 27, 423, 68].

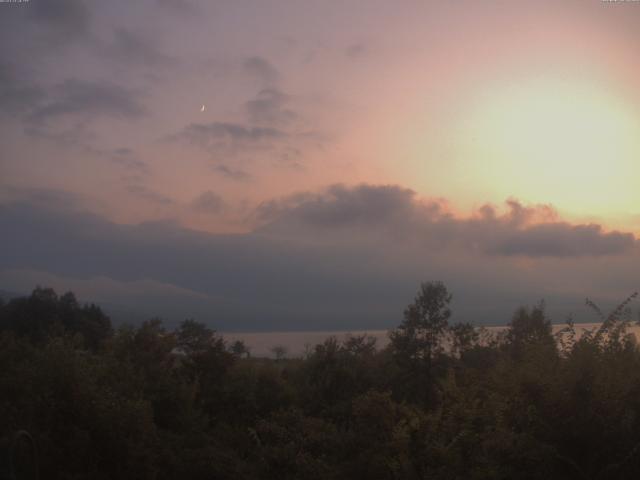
[400, 76, 640, 230]
[459, 80, 640, 221]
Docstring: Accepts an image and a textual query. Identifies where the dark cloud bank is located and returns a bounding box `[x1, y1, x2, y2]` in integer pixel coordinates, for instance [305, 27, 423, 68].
[1, 184, 638, 331]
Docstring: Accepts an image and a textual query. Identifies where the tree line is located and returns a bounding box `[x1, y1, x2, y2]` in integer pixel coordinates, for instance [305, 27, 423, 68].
[1, 283, 640, 479]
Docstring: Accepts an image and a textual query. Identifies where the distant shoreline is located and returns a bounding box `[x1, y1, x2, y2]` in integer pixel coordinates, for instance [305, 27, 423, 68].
[223, 322, 638, 358]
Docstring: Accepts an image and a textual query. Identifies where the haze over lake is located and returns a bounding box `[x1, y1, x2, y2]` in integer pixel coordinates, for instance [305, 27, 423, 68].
[225, 322, 640, 357]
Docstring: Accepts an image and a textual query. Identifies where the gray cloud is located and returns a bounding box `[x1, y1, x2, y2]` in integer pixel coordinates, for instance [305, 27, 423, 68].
[212, 164, 252, 181]
[108, 148, 150, 174]
[257, 184, 637, 257]
[191, 190, 225, 214]
[0, 62, 46, 115]
[104, 27, 175, 67]
[0, 5, 151, 151]
[0, 186, 638, 330]
[164, 50, 320, 170]
[28, 0, 91, 40]
[171, 121, 286, 153]
[156, 0, 197, 14]
[243, 56, 279, 86]
[491, 223, 635, 257]
[126, 185, 175, 205]
[257, 184, 417, 229]
[0, 201, 388, 330]
[169, 111, 321, 172]
[0, 187, 85, 212]
[29, 79, 145, 125]
[8, 77, 146, 152]
[245, 88, 297, 126]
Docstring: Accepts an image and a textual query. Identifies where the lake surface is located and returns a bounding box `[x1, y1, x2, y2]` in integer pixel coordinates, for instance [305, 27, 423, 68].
[223, 322, 640, 357]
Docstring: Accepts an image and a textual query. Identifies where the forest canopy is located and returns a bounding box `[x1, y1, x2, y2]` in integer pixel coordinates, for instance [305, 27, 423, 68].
[1, 284, 640, 480]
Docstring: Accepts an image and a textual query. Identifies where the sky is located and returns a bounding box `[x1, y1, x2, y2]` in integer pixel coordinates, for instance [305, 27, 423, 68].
[1, 0, 640, 331]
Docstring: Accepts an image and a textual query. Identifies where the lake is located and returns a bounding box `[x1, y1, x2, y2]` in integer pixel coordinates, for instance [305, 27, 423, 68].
[223, 322, 640, 357]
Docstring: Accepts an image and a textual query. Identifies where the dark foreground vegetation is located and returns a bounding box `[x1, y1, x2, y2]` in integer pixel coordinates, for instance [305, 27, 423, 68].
[1, 283, 640, 479]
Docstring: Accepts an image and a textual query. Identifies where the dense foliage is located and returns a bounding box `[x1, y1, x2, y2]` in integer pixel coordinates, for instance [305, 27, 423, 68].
[2, 284, 640, 479]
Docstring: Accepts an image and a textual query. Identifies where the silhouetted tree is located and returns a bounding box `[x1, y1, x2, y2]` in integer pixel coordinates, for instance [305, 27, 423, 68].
[271, 345, 288, 360]
[175, 319, 234, 424]
[449, 321, 479, 358]
[505, 302, 555, 359]
[0, 287, 111, 349]
[230, 339, 250, 358]
[176, 318, 216, 355]
[389, 281, 452, 404]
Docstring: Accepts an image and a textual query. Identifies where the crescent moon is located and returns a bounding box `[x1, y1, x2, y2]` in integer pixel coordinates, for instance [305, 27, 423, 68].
[200, 105, 206, 112]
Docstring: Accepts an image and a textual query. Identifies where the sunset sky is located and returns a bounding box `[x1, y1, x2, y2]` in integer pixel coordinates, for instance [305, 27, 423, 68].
[1, 0, 639, 330]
